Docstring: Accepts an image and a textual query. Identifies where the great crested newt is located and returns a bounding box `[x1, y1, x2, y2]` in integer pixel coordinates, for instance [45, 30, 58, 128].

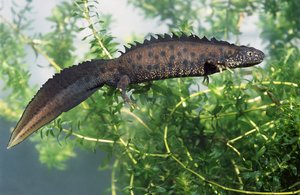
[7, 32, 264, 149]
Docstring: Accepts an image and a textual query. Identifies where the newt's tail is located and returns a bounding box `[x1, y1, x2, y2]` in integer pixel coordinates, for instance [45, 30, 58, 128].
[7, 59, 107, 149]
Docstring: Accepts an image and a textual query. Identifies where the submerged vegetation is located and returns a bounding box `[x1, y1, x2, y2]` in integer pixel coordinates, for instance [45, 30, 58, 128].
[1, 0, 300, 194]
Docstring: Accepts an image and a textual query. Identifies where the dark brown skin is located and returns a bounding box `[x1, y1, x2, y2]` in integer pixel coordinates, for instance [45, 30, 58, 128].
[7, 33, 264, 149]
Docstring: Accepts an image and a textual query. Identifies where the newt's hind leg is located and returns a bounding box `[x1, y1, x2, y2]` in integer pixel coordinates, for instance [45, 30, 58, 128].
[117, 75, 139, 109]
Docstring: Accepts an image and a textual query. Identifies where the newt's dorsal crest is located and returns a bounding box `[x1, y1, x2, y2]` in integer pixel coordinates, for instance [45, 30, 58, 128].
[119, 32, 239, 56]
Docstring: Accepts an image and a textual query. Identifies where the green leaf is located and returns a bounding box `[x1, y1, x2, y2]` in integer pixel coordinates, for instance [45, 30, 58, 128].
[209, 149, 223, 159]
[289, 137, 299, 144]
[240, 155, 252, 169]
[78, 27, 86, 31]
[282, 154, 291, 162]
[100, 155, 111, 169]
[289, 164, 297, 175]
[212, 105, 223, 115]
[255, 146, 266, 160]
[156, 187, 167, 192]
[132, 139, 146, 154]
[77, 120, 81, 131]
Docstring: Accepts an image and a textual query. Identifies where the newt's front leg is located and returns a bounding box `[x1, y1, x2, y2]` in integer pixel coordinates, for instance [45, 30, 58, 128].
[117, 75, 139, 109]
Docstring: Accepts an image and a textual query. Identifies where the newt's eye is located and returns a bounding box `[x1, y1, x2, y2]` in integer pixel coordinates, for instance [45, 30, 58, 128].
[247, 51, 253, 57]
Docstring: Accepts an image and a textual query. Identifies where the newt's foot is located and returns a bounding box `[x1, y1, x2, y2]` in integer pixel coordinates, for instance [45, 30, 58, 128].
[216, 62, 234, 74]
[117, 75, 139, 109]
[202, 76, 209, 85]
[225, 66, 233, 73]
[123, 96, 139, 110]
[217, 65, 223, 73]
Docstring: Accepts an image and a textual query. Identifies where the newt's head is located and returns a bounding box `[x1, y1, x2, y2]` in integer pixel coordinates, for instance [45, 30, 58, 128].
[203, 45, 264, 76]
[225, 46, 265, 68]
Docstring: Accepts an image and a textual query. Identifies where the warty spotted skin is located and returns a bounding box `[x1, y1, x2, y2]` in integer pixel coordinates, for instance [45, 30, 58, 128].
[7, 33, 264, 149]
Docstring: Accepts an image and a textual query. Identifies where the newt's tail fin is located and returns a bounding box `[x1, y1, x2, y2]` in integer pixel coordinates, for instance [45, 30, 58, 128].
[7, 59, 107, 149]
